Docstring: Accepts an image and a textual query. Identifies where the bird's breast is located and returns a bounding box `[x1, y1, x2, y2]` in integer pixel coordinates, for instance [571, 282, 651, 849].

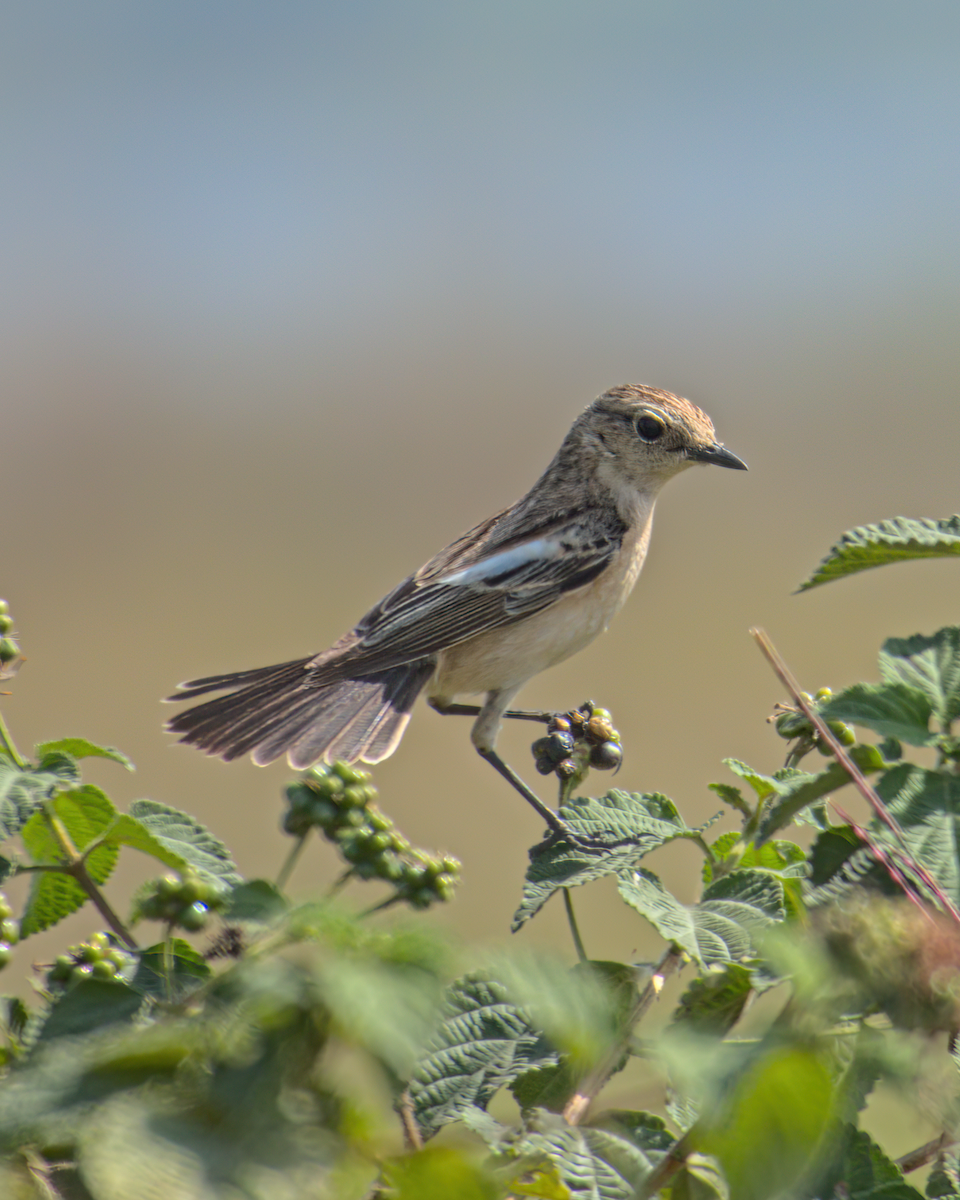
[429, 511, 654, 700]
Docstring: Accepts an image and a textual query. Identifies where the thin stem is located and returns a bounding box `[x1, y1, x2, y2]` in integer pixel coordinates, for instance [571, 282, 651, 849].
[751, 627, 960, 927]
[326, 868, 353, 898]
[360, 894, 404, 917]
[562, 945, 683, 1125]
[0, 709, 26, 768]
[40, 800, 137, 949]
[276, 831, 311, 892]
[563, 889, 588, 963]
[397, 1090, 423, 1152]
[896, 1133, 953, 1175]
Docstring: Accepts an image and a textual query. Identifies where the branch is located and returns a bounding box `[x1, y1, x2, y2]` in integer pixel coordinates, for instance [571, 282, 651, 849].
[750, 627, 960, 927]
[562, 946, 683, 1125]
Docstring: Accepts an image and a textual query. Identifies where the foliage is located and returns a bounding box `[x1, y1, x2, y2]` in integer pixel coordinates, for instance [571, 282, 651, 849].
[0, 514, 959, 1198]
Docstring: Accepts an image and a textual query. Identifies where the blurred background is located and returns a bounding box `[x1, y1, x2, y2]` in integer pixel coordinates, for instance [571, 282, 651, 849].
[2, 1, 959, 1134]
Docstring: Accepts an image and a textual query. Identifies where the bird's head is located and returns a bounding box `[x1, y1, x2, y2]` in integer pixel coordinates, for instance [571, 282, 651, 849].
[582, 383, 747, 494]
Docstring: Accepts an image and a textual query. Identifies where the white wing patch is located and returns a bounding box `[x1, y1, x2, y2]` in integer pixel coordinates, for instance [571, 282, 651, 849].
[439, 539, 564, 587]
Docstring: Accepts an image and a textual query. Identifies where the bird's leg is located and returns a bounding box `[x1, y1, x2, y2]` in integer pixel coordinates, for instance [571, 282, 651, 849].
[429, 701, 554, 724]
[475, 747, 616, 857]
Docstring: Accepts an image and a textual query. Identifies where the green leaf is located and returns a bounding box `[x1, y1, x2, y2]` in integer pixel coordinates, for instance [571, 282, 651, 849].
[820, 682, 935, 746]
[513, 791, 707, 931]
[19, 786, 120, 936]
[515, 1110, 671, 1200]
[128, 799, 242, 887]
[380, 1146, 500, 1200]
[707, 783, 753, 818]
[671, 963, 754, 1035]
[757, 744, 887, 843]
[699, 1047, 835, 1200]
[928, 1149, 960, 1198]
[103, 812, 193, 872]
[617, 869, 784, 966]
[879, 628, 960, 729]
[0, 754, 80, 840]
[131, 939, 211, 1001]
[671, 1153, 730, 1200]
[34, 738, 134, 771]
[829, 1126, 924, 1199]
[408, 974, 557, 1139]
[34, 978, 142, 1045]
[798, 515, 960, 591]
[221, 879, 288, 923]
[870, 764, 960, 906]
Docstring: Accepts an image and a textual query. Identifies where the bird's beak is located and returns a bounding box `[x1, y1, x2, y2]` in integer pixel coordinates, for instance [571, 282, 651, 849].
[689, 442, 748, 470]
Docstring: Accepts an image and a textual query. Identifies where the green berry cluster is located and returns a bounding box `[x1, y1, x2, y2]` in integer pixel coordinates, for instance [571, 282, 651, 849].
[772, 688, 856, 758]
[45, 932, 133, 989]
[138, 869, 227, 931]
[283, 762, 461, 909]
[532, 703, 622, 779]
[0, 894, 19, 969]
[0, 600, 21, 673]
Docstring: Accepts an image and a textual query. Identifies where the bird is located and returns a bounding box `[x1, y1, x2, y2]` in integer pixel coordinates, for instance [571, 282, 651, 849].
[166, 384, 746, 830]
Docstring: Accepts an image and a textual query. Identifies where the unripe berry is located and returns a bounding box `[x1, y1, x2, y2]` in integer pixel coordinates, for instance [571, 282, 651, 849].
[0, 615, 12, 635]
[0, 639, 19, 663]
[91, 959, 117, 980]
[0, 944, 12, 969]
[179, 902, 209, 932]
[0, 919, 18, 945]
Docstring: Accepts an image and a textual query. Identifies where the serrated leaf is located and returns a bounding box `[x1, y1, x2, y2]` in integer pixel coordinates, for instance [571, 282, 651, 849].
[513, 791, 700, 931]
[221, 879, 287, 923]
[721, 761, 783, 802]
[34, 738, 134, 771]
[928, 1149, 960, 1198]
[707, 783, 753, 818]
[0, 755, 80, 841]
[820, 682, 935, 746]
[617, 868, 700, 959]
[879, 628, 960, 729]
[672, 1153, 730, 1200]
[128, 800, 242, 887]
[671, 963, 754, 1035]
[34, 978, 142, 1045]
[757, 744, 887, 843]
[517, 1110, 670, 1200]
[693, 871, 785, 965]
[407, 973, 561, 1137]
[618, 869, 783, 966]
[832, 1126, 924, 1199]
[798, 515, 960, 591]
[103, 812, 191, 872]
[869, 764, 960, 906]
[131, 939, 211, 1001]
[20, 786, 119, 936]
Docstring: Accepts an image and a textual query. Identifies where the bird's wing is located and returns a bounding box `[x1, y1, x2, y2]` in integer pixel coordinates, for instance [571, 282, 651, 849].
[313, 506, 627, 677]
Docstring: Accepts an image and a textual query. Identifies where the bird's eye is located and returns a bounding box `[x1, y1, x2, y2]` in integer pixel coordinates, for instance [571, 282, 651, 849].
[635, 414, 666, 442]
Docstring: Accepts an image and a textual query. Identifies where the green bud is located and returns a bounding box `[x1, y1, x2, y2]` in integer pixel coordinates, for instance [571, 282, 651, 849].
[368, 810, 393, 832]
[0, 919, 19, 946]
[105, 948, 129, 969]
[0, 600, 8, 615]
[0, 895, 12, 920]
[157, 874, 181, 898]
[814, 687, 833, 701]
[71, 963, 95, 983]
[409, 889, 435, 910]
[589, 707, 612, 722]
[353, 861, 379, 880]
[0, 639, 19, 663]
[79, 942, 103, 963]
[0, 944, 12, 968]
[332, 761, 368, 786]
[179, 902, 209, 932]
[0, 615, 12, 635]
[91, 959, 117, 980]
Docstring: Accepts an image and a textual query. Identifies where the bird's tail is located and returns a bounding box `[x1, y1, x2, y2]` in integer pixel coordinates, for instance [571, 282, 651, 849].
[165, 657, 435, 769]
